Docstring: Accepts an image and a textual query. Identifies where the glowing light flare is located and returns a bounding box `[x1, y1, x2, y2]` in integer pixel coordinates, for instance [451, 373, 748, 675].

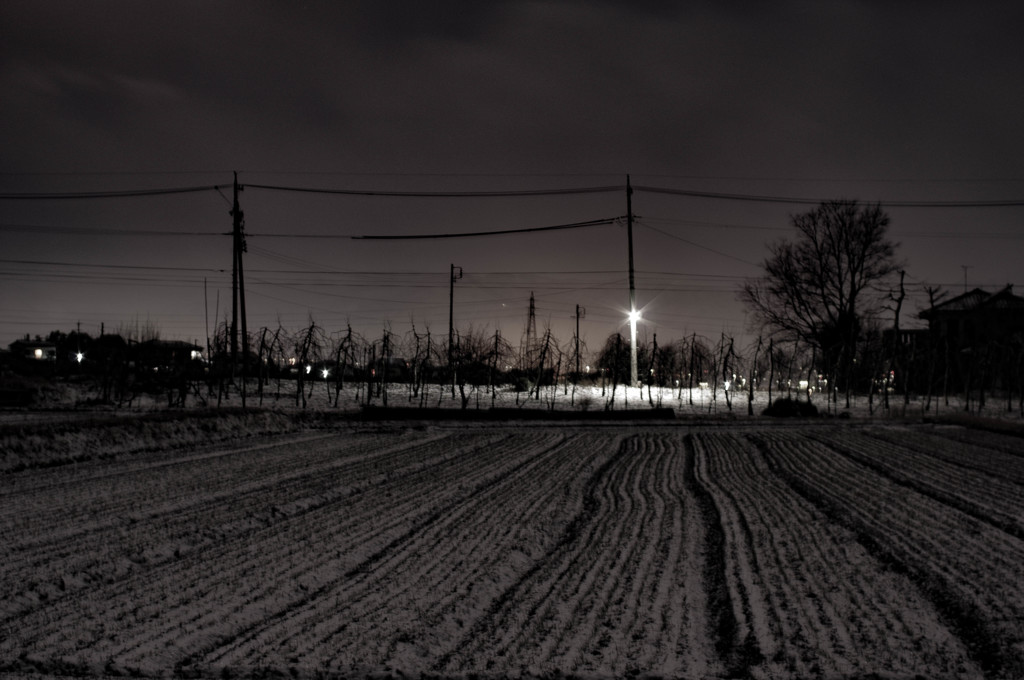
[75, 352, 84, 363]
[321, 368, 330, 379]
[615, 301, 651, 327]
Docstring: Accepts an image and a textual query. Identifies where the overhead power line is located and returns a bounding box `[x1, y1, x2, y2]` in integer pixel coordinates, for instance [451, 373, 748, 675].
[3, 178, 1023, 206]
[0, 258, 224, 273]
[633, 185, 1024, 207]
[635, 220, 759, 267]
[245, 183, 624, 198]
[0, 223, 227, 237]
[351, 216, 624, 240]
[0, 185, 229, 199]
[250, 181, 1024, 206]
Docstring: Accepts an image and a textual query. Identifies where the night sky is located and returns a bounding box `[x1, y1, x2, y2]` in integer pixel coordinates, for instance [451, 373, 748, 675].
[3, 1, 1023, 354]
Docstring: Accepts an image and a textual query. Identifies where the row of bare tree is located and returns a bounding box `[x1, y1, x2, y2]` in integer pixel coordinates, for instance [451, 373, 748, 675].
[19, 310, 1021, 415]
[197, 316, 847, 413]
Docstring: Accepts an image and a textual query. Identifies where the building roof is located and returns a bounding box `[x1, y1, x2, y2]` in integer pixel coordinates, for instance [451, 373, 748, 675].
[919, 285, 1024, 320]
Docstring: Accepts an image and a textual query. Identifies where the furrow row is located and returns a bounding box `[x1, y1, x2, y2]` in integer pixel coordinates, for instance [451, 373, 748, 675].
[760, 430, 1024, 678]
[808, 429, 1024, 538]
[0, 430, 462, 621]
[0, 430, 536, 669]
[81, 431, 546, 672]
[439, 433, 710, 677]
[928, 426, 1024, 463]
[695, 430, 977, 678]
[225, 431, 610, 670]
[864, 425, 1024, 486]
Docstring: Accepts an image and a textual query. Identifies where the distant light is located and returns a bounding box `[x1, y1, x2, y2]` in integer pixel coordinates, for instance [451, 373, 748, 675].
[305, 364, 312, 374]
[628, 309, 641, 323]
[34, 348, 43, 359]
[75, 352, 84, 363]
[321, 368, 330, 379]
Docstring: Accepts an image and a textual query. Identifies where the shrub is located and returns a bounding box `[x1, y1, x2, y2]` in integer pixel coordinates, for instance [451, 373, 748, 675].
[762, 397, 819, 418]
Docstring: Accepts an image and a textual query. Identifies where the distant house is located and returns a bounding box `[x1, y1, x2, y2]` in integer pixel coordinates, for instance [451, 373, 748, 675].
[132, 339, 204, 373]
[917, 285, 1024, 393]
[9, 338, 58, 363]
[919, 285, 1024, 351]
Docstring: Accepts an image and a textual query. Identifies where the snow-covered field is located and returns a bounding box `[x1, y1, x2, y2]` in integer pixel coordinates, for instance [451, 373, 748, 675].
[2, 402, 1024, 679]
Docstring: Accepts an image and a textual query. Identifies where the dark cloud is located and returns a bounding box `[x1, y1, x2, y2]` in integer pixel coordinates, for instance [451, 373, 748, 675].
[1, 0, 1023, 344]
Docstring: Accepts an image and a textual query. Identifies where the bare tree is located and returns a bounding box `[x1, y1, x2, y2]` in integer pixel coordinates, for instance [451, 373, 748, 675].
[746, 335, 764, 415]
[741, 199, 899, 407]
[294, 317, 326, 409]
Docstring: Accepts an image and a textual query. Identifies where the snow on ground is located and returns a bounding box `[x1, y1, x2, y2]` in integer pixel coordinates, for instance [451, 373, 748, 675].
[2, 407, 1024, 679]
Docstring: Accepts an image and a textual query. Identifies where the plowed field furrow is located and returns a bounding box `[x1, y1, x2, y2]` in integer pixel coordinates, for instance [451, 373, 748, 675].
[0, 430, 422, 564]
[863, 426, 1024, 486]
[694, 431, 978, 679]
[0, 433, 362, 534]
[0, 431, 471, 619]
[690, 434, 768, 671]
[491, 439, 650, 670]
[7, 422, 1024, 680]
[203, 432, 577, 661]
[759, 430, 1024, 677]
[0, 431, 539, 667]
[616, 435, 684, 673]
[545, 435, 659, 669]
[64, 432, 542, 668]
[64, 431, 561, 672]
[205, 432, 612, 671]
[808, 429, 1024, 539]
[438, 433, 716, 677]
[928, 426, 1024, 461]
[0, 429, 446, 540]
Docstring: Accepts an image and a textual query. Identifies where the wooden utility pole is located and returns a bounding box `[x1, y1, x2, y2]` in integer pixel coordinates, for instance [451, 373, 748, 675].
[204, 277, 210, 361]
[231, 171, 248, 407]
[575, 304, 585, 379]
[626, 175, 638, 386]
[448, 264, 462, 397]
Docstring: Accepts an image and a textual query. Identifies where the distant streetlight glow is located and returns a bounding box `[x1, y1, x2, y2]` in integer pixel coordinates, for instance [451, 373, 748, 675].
[75, 352, 84, 363]
[305, 364, 312, 375]
[629, 309, 641, 323]
[321, 368, 330, 379]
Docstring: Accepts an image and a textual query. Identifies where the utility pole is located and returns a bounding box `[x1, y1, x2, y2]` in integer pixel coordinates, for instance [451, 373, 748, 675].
[449, 264, 462, 397]
[626, 175, 638, 387]
[231, 171, 248, 407]
[575, 304, 585, 378]
[204, 277, 210, 361]
[526, 291, 537, 366]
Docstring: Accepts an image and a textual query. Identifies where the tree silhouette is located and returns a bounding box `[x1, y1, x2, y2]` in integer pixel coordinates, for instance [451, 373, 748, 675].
[740, 199, 899, 405]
